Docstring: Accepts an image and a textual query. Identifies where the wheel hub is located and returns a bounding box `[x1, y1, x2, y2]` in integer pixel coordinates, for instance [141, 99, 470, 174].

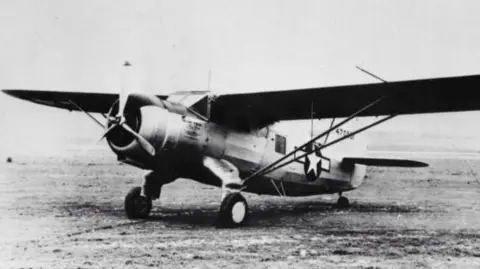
[231, 201, 246, 223]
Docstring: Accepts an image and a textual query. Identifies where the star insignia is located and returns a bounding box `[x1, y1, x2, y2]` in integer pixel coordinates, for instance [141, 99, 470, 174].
[303, 144, 330, 182]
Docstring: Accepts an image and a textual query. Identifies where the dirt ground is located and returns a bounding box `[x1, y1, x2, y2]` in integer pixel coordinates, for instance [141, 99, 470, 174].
[1, 148, 480, 268]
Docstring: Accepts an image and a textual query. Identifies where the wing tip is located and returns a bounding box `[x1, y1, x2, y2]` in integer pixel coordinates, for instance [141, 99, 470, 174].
[2, 89, 15, 95]
[412, 161, 429, 168]
[2, 89, 27, 99]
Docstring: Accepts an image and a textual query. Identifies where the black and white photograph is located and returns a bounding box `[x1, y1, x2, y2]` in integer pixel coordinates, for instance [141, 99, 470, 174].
[2, 1, 480, 268]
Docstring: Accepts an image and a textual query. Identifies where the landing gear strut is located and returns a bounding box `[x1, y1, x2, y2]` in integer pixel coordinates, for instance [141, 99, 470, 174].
[216, 192, 249, 228]
[125, 186, 152, 219]
[336, 193, 350, 208]
[124, 170, 176, 219]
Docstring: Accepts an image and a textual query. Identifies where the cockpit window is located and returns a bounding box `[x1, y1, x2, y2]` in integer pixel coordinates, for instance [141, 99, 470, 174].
[168, 92, 210, 119]
[190, 95, 210, 118]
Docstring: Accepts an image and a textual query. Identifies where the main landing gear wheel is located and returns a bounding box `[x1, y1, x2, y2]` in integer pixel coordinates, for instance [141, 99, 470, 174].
[337, 196, 350, 208]
[125, 186, 152, 219]
[216, 193, 249, 228]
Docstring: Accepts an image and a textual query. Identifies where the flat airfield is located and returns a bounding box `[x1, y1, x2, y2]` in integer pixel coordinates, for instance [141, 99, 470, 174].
[1, 148, 480, 269]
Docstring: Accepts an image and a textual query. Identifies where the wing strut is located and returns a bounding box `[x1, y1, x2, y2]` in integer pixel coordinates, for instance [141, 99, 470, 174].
[323, 117, 335, 144]
[269, 179, 286, 197]
[68, 100, 105, 129]
[242, 95, 387, 185]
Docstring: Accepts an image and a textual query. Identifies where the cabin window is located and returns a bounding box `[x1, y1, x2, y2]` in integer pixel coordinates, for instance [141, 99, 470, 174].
[275, 134, 286, 154]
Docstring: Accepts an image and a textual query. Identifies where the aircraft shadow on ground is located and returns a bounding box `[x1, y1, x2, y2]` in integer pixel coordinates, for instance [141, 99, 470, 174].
[59, 200, 422, 228]
[146, 201, 422, 227]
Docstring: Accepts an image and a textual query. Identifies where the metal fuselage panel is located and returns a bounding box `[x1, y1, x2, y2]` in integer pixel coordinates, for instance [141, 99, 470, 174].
[189, 120, 367, 197]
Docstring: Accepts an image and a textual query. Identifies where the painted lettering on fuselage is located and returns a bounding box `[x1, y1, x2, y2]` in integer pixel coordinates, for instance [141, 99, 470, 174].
[184, 118, 204, 141]
[335, 128, 355, 140]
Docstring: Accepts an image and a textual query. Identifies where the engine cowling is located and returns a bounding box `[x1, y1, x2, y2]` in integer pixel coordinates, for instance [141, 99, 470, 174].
[107, 97, 218, 166]
[106, 94, 225, 168]
[133, 106, 224, 159]
[105, 93, 172, 164]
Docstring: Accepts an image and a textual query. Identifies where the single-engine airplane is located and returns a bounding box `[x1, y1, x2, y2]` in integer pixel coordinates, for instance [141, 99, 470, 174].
[5, 63, 480, 228]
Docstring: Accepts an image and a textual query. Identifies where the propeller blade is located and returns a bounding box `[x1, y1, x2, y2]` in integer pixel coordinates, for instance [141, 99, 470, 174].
[118, 61, 133, 116]
[99, 61, 155, 156]
[121, 124, 156, 156]
[118, 92, 129, 117]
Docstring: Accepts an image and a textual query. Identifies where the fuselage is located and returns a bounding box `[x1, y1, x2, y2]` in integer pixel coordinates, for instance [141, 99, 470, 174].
[107, 103, 367, 197]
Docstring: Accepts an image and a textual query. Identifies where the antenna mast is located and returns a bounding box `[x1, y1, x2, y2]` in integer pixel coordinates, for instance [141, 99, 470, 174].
[208, 70, 212, 90]
[310, 101, 315, 141]
[356, 66, 388, 83]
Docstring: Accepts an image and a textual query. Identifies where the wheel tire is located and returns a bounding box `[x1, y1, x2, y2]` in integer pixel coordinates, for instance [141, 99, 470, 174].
[125, 186, 152, 219]
[337, 196, 350, 208]
[216, 193, 249, 228]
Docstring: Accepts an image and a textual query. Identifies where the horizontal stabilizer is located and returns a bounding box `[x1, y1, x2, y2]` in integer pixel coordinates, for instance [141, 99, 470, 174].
[343, 157, 428, 167]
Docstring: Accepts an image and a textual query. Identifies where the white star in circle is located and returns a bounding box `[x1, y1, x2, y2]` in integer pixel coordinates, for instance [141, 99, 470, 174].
[306, 150, 322, 177]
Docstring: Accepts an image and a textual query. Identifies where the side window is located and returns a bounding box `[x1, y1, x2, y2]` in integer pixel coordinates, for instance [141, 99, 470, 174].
[275, 134, 286, 155]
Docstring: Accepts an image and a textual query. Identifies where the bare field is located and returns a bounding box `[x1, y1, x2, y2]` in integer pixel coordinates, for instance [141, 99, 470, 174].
[1, 150, 480, 268]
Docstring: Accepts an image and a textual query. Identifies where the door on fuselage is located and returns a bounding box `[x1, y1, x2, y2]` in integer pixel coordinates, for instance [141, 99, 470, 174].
[259, 129, 299, 179]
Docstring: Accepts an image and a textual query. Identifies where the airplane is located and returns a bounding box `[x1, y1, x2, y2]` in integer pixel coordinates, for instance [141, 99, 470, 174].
[4, 62, 480, 228]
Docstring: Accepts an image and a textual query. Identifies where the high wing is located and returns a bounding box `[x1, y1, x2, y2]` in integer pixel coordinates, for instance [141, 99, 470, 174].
[210, 74, 480, 130]
[5, 74, 480, 130]
[2, 89, 168, 114]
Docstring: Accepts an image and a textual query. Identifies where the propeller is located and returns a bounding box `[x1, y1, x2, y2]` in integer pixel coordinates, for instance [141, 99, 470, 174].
[99, 61, 156, 156]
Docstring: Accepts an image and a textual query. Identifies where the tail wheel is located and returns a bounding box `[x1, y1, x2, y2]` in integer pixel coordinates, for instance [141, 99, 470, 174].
[125, 186, 152, 219]
[337, 196, 350, 208]
[216, 193, 249, 228]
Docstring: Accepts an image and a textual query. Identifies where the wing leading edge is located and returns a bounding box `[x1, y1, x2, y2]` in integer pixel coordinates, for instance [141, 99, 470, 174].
[210, 74, 480, 130]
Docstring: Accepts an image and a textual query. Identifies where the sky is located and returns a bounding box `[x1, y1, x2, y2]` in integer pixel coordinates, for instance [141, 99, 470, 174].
[1, 0, 480, 155]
